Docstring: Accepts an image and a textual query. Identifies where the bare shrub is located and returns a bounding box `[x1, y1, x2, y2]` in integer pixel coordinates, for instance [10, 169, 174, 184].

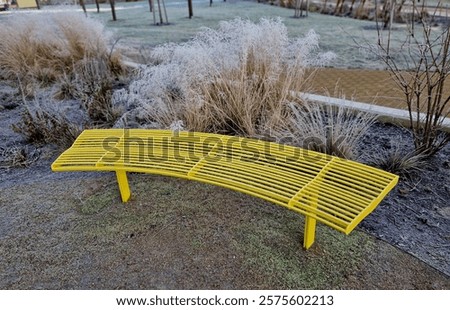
[371, 8, 450, 157]
[279, 102, 377, 159]
[121, 18, 335, 136]
[12, 105, 82, 149]
[0, 12, 123, 97]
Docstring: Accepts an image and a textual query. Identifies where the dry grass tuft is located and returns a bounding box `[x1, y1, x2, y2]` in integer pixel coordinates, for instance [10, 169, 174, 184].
[12, 105, 82, 149]
[72, 58, 124, 126]
[194, 50, 304, 135]
[0, 13, 124, 98]
[1, 12, 128, 142]
[369, 143, 427, 177]
[278, 102, 377, 160]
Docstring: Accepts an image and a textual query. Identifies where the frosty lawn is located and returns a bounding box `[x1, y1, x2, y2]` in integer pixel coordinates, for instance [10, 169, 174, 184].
[6, 0, 411, 69]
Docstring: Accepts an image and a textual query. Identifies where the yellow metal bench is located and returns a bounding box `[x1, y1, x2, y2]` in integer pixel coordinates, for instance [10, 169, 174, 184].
[51, 129, 398, 249]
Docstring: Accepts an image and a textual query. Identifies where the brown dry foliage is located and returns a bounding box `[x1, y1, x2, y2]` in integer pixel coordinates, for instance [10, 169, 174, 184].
[149, 50, 312, 137]
[0, 13, 124, 97]
[72, 58, 124, 126]
[12, 106, 82, 149]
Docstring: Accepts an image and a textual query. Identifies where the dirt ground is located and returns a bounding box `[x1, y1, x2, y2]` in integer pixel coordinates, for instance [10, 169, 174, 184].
[358, 122, 450, 277]
[1, 86, 449, 289]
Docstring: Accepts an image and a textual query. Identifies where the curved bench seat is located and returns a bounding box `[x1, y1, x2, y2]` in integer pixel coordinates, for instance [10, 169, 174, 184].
[52, 129, 398, 249]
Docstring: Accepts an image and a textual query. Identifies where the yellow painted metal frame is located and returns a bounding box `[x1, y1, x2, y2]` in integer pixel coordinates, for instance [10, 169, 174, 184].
[52, 129, 399, 249]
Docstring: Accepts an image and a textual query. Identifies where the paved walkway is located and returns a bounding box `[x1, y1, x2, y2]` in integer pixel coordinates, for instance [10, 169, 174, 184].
[306, 68, 450, 131]
[308, 67, 450, 111]
[301, 92, 450, 131]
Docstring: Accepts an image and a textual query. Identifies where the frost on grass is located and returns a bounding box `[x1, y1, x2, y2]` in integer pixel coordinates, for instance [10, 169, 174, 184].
[1, 11, 128, 146]
[0, 12, 122, 97]
[118, 18, 335, 136]
[279, 102, 377, 160]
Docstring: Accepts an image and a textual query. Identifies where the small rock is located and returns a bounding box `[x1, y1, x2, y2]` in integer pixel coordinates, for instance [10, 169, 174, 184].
[443, 161, 450, 169]
[0, 105, 4, 112]
[424, 186, 433, 193]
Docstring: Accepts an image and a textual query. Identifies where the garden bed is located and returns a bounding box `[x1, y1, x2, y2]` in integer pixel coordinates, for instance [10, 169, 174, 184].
[0, 91, 449, 288]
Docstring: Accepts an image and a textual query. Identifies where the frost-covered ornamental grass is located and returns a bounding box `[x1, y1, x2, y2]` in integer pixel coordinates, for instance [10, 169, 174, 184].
[0, 12, 122, 96]
[281, 102, 377, 159]
[1, 12, 127, 146]
[117, 18, 335, 136]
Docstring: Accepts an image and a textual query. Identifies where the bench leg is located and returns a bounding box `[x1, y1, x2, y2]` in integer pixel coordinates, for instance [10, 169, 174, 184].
[303, 215, 316, 249]
[116, 170, 131, 202]
[304, 192, 318, 249]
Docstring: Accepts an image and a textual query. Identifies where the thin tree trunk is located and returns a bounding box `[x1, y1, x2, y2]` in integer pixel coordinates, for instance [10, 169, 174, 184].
[334, 0, 345, 15]
[79, 0, 87, 15]
[162, 0, 168, 23]
[322, 0, 329, 14]
[395, 0, 406, 16]
[188, 0, 193, 18]
[148, 0, 153, 12]
[349, 0, 356, 14]
[95, 0, 100, 13]
[339, 0, 345, 14]
[334, 0, 339, 15]
[382, 0, 394, 29]
[294, 0, 300, 17]
[356, 0, 366, 19]
[110, 0, 117, 21]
